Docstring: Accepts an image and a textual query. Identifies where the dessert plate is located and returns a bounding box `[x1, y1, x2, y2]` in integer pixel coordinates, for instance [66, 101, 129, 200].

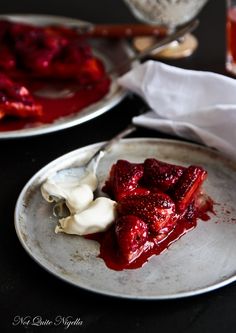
[15, 139, 236, 299]
[0, 14, 135, 139]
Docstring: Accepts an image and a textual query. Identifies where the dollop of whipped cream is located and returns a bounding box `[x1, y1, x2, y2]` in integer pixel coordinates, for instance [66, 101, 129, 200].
[55, 197, 116, 235]
[41, 170, 116, 235]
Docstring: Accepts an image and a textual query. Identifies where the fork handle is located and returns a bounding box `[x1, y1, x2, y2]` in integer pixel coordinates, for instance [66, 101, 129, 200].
[82, 24, 167, 38]
[99, 124, 136, 153]
[86, 124, 137, 171]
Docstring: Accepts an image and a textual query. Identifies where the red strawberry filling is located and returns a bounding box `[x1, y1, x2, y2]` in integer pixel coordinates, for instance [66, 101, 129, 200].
[92, 158, 214, 270]
[117, 192, 176, 235]
[102, 160, 149, 201]
[0, 20, 106, 83]
[143, 158, 185, 192]
[170, 165, 207, 213]
[115, 215, 148, 263]
[0, 73, 42, 120]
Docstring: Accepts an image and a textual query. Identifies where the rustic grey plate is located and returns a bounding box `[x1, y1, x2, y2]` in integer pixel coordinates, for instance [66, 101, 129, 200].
[0, 14, 135, 139]
[14, 139, 236, 299]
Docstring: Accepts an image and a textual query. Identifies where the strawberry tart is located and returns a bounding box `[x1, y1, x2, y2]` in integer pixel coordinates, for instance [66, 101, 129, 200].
[93, 158, 214, 270]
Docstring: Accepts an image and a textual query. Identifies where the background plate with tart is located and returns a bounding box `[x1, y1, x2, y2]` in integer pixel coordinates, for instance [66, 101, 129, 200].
[0, 14, 136, 138]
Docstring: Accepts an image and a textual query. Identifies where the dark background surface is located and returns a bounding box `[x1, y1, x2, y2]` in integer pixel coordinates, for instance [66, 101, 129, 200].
[1, 0, 236, 332]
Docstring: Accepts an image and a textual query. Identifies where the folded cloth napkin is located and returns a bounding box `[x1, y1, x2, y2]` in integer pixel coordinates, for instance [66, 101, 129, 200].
[118, 60, 236, 160]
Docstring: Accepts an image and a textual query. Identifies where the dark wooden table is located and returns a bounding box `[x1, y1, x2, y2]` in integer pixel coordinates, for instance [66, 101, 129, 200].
[1, 1, 236, 332]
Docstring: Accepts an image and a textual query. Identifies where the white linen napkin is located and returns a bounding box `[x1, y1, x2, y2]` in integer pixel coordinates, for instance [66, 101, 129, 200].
[118, 60, 236, 160]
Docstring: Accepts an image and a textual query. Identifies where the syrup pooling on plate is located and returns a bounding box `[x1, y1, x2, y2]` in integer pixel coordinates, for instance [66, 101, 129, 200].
[41, 157, 214, 271]
[0, 19, 110, 130]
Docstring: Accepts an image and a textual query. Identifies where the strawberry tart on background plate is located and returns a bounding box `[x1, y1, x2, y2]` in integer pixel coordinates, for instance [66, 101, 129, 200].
[0, 14, 134, 138]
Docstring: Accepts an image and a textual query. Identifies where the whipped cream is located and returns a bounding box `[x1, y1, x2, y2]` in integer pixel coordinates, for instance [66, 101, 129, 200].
[56, 197, 116, 235]
[41, 171, 98, 213]
[41, 170, 116, 235]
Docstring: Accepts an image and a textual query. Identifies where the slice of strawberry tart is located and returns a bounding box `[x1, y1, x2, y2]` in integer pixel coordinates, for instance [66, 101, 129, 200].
[96, 158, 214, 270]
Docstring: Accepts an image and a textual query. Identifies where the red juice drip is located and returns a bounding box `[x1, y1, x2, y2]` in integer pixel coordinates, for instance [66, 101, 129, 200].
[86, 197, 215, 271]
[227, 7, 236, 63]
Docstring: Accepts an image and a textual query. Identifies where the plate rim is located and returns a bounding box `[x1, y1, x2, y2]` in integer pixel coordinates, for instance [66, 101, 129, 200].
[0, 13, 131, 139]
[14, 138, 236, 299]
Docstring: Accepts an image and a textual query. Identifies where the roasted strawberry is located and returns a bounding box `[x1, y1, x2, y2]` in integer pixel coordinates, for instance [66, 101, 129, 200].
[0, 45, 16, 71]
[58, 39, 91, 65]
[143, 158, 185, 192]
[115, 215, 148, 263]
[76, 58, 106, 85]
[49, 57, 106, 85]
[0, 73, 42, 119]
[117, 192, 176, 235]
[12, 25, 66, 74]
[102, 160, 148, 201]
[171, 165, 207, 213]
